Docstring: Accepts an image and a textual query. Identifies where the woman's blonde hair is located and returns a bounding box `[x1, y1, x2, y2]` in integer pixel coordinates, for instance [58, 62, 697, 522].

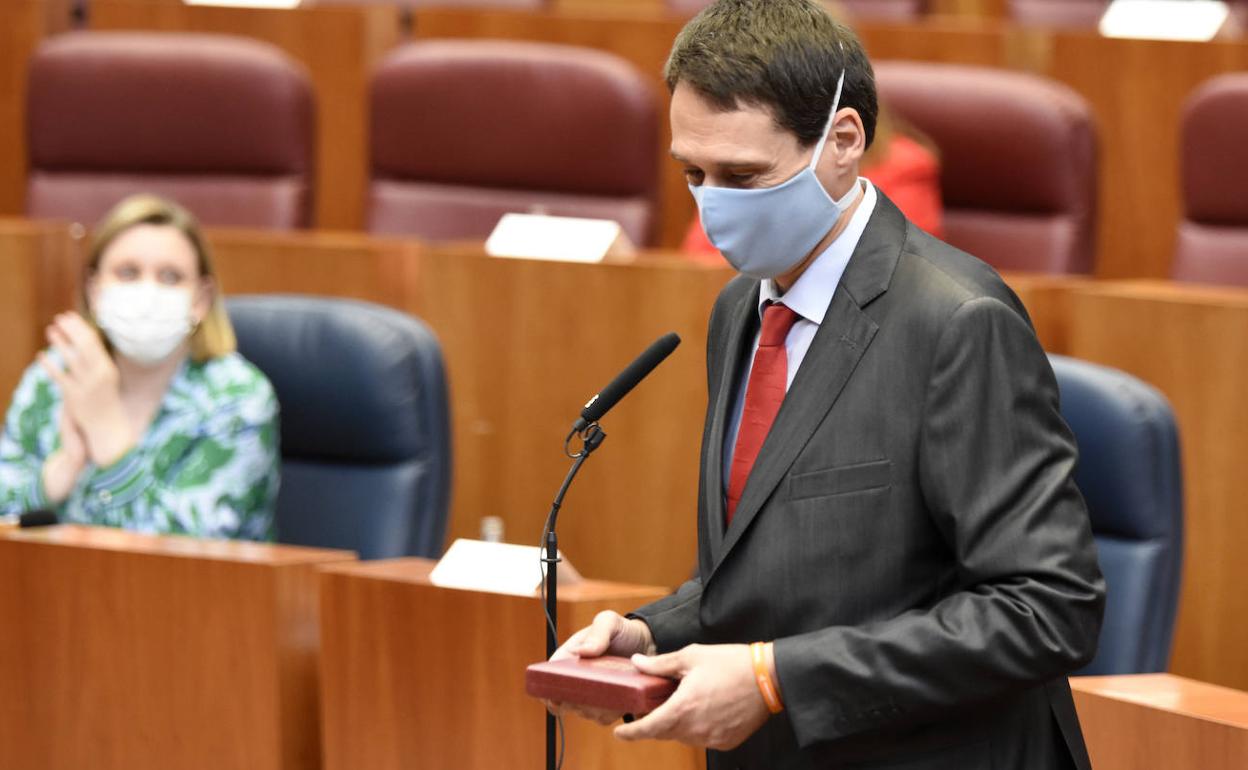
[83, 194, 236, 362]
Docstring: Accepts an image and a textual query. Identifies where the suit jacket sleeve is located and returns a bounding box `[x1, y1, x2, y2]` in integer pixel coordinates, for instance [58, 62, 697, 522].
[774, 295, 1106, 747]
[630, 577, 704, 653]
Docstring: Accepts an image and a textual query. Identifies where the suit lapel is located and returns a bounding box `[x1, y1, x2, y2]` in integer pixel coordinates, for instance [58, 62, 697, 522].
[708, 193, 908, 579]
[703, 283, 760, 551]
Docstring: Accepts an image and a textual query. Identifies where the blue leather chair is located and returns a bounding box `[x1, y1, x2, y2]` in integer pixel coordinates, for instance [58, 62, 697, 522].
[227, 295, 452, 559]
[1049, 355, 1183, 674]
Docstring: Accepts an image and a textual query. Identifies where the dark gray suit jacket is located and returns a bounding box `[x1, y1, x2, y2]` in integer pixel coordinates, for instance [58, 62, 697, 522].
[632, 194, 1106, 770]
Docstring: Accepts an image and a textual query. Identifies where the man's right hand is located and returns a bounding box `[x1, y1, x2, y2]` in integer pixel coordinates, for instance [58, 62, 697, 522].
[547, 610, 657, 725]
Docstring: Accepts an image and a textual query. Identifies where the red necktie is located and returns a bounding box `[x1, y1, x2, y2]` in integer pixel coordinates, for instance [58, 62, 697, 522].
[726, 301, 802, 525]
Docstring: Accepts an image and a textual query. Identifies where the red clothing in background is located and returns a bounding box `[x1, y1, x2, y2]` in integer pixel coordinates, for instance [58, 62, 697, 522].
[681, 134, 943, 263]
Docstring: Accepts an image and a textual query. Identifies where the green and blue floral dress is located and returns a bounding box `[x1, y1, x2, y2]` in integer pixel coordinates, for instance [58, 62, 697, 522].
[0, 353, 280, 541]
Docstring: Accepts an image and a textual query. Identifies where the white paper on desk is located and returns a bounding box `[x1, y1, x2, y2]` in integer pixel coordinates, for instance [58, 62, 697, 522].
[185, 0, 302, 7]
[430, 538, 583, 597]
[1099, 0, 1230, 41]
[485, 213, 635, 264]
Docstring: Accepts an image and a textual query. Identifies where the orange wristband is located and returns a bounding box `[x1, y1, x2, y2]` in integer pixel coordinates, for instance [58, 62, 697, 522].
[750, 641, 783, 714]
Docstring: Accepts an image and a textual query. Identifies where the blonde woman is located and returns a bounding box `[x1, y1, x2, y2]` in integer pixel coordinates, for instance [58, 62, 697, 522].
[0, 195, 279, 540]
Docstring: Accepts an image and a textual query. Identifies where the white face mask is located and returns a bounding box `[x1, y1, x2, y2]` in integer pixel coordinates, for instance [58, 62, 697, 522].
[94, 282, 195, 366]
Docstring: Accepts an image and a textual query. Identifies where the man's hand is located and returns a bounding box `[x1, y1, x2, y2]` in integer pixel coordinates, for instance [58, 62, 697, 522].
[614, 643, 771, 751]
[546, 610, 656, 725]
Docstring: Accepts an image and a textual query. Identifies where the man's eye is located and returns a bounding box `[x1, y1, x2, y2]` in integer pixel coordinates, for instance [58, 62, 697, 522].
[728, 173, 757, 187]
[684, 168, 705, 186]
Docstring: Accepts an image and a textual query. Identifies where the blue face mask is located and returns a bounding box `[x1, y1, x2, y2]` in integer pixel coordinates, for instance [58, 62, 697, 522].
[689, 70, 858, 280]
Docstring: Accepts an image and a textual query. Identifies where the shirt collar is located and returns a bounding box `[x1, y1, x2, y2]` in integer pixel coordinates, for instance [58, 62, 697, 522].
[758, 177, 878, 325]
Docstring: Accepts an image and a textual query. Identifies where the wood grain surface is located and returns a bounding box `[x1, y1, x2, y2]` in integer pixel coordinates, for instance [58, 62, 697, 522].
[1072, 674, 1248, 770]
[1067, 281, 1248, 692]
[0, 218, 81, 408]
[0, 1, 73, 217]
[318, 557, 705, 770]
[5, 218, 1248, 694]
[0, 525, 356, 770]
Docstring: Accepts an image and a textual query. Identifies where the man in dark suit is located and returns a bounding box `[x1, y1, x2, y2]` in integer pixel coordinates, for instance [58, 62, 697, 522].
[551, 1, 1105, 767]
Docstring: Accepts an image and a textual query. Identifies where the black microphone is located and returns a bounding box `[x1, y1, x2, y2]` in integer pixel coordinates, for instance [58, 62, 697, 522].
[0, 510, 59, 528]
[573, 332, 681, 431]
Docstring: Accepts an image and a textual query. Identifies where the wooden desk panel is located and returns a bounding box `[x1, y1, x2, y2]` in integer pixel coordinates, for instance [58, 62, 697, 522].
[319, 558, 703, 770]
[205, 227, 418, 309]
[412, 246, 730, 588]
[1072, 674, 1248, 770]
[90, 0, 403, 231]
[1067, 281, 1248, 692]
[7, 220, 1076, 591]
[0, 525, 355, 770]
[0, 218, 80, 412]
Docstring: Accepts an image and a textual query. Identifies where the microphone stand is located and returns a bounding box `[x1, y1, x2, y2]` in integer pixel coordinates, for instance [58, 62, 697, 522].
[542, 422, 607, 770]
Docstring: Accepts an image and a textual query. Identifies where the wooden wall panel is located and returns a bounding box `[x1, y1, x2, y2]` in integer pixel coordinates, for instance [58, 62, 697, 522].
[319, 558, 704, 770]
[1067, 281, 1248, 691]
[89, 0, 403, 231]
[0, 525, 355, 770]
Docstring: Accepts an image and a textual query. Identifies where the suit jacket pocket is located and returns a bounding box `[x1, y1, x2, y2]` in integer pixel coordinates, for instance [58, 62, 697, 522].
[788, 459, 892, 502]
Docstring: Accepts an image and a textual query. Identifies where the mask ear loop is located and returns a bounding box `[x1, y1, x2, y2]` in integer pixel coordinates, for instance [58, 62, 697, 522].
[809, 68, 846, 172]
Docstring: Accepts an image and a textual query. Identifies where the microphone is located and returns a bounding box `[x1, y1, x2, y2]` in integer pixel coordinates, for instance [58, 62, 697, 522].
[0, 510, 59, 528]
[573, 332, 681, 432]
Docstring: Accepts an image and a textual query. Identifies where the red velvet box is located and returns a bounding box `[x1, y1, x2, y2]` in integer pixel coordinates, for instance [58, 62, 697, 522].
[525, 656, 677, 715]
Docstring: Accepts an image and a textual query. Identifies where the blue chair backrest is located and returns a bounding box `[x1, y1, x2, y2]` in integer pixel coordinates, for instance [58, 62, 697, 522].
[1049, 354, 1183, 674]
[227, 295, 452, 559]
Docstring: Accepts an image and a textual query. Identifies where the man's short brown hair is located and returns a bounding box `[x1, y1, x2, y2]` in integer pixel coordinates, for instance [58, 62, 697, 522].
[665, 0, 879, 149]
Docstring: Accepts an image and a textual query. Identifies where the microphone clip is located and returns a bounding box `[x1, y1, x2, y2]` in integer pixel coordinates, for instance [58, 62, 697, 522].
[564, 421, 607, 460]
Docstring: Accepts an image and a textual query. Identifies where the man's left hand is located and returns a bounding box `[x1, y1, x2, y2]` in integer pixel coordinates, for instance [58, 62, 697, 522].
[614, 643, 771, 751]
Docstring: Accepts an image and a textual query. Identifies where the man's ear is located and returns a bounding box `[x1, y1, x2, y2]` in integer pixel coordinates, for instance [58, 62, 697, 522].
[830, 108, 866, 170]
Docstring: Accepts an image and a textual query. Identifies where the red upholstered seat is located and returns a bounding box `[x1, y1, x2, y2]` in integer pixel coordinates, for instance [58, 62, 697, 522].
[875, 61, 1098, 274]
[1174, 74, 1248, 287]
[26, 32, 313, 230]
[368, 40, 659, 244]
[667, 0, 927, 20]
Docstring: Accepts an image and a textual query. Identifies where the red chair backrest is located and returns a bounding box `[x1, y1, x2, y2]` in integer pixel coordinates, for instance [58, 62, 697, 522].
[1174, 73, 1248, 287]
[27, 32, 314, 230]
[876, 60, 1098, 274]
[368, 40, 659, 245]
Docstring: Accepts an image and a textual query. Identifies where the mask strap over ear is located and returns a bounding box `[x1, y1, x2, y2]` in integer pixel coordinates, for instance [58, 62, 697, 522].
[809, 68, 847, 171]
